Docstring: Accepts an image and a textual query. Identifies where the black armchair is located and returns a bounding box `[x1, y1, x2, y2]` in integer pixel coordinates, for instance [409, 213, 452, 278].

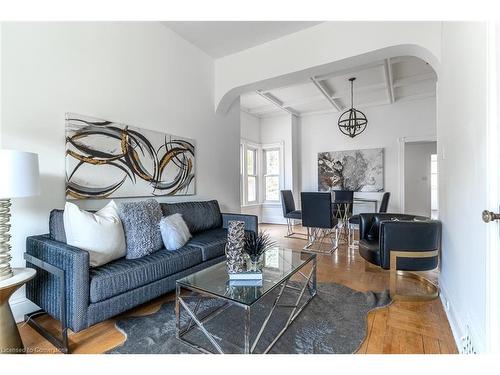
[348, 192, 390, 247]
[358, 213, 441, 301]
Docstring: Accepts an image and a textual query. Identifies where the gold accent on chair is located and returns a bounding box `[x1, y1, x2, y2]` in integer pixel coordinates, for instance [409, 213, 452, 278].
[389, 250, 439, 301]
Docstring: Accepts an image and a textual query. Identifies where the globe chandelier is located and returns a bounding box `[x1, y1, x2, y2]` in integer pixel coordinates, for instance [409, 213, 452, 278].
[337, 77, 368, 138]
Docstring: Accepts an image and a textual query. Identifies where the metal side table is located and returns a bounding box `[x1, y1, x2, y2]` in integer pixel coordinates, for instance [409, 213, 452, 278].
[0, 268, 36, 354]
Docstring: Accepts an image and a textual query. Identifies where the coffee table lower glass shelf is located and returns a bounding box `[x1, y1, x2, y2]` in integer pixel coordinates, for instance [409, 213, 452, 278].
[175, 247, 317, 354]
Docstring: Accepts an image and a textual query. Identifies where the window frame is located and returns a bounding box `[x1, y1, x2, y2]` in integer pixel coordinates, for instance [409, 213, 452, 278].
[240, 139, 260, 206]
[261, 142, 284, 204]
[240, 139, 284, 207]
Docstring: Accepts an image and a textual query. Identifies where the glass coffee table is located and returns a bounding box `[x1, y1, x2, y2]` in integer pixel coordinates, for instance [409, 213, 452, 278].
[175, 247, 317, 354]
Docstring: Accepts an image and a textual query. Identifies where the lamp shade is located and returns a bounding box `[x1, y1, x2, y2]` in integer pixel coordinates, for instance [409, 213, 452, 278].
[0, 150, 40, 199]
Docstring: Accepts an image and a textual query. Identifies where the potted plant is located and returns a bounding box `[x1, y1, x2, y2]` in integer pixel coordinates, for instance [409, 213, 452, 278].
[243, 231, 277, 272]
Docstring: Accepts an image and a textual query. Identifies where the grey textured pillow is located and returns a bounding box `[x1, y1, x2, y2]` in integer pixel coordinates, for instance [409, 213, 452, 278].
[117, 199, 163, 259]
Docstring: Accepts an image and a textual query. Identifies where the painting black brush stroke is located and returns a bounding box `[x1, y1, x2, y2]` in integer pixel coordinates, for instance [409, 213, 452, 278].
[318, 148, 383, 192]
[65, 113, 195, 199]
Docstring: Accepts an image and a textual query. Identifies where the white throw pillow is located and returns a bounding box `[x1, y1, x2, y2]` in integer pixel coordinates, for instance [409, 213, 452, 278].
[63, 201, 126, 267]
[159, 213, 192, 251]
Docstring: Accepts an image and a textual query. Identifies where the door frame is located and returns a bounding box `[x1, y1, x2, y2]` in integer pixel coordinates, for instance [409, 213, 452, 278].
[485, 21, 500, 354]
[397, 135, 437, 214]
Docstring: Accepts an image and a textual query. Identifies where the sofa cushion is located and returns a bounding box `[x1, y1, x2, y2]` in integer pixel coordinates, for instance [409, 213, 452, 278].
[117, 199, 163, 259]
[160, 200, 222, 235]
[89, 246, 202, 303]
[159, 214, 192, 250]
[187, 228, 227, 261]
[63, 201, 126, 267]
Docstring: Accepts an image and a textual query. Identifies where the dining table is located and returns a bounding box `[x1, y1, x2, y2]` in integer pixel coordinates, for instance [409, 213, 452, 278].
[353, 197, 379, 213]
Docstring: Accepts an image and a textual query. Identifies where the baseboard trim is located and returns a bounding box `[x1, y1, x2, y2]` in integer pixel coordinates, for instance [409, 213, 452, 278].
[439, 280, 485, 353]
[439, 282, 463, 352]
[10, 296, 39, 323]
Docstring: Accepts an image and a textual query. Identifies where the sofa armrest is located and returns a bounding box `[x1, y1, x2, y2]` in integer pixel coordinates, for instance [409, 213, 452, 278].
[25, 235, 90, 332]
[222, 213, 258, 234]
[379, 220, 441, 270]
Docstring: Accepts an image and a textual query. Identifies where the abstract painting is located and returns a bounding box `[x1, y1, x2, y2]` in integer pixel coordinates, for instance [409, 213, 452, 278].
[65, 113, 195, 199]
[318, 148, 383, 192]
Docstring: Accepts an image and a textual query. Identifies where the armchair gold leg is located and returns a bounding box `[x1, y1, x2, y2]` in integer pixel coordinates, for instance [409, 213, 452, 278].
[389, 250, 439, 301]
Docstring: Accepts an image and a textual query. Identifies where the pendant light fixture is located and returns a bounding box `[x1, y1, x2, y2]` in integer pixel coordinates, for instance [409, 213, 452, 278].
[337, 77, 368, 138]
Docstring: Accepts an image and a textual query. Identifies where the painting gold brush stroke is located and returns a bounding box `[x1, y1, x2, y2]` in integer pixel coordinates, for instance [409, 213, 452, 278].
[65, 113, 195, 199]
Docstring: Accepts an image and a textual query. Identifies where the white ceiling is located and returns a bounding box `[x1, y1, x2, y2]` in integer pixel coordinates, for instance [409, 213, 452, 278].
[162, 21, 323, 58]
[241, 56, 437, 118]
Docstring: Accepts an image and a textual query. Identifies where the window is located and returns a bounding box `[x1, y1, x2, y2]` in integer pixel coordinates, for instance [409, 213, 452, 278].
[263, 148, 281, 202]
[246, 146, 258, 204]
[240, 139, 283, 206]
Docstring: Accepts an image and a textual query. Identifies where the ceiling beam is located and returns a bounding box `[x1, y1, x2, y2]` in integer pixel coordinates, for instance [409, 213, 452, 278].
[300, 91, 436, 117]
[310, 77, 343, 112]
[393, 72, 436, 88]
[247, 95, 327, 116]
[240, 106, 262, 118]
[330, 82, 387, 99]
[245, 102, 279, 114]
[314, 61, 385, 81]
[383, 58, 395, 104]
[255, 90, 300, 117]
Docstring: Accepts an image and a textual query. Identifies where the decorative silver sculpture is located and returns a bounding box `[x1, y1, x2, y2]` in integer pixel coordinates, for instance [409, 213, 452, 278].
[225, 220, 245, 274]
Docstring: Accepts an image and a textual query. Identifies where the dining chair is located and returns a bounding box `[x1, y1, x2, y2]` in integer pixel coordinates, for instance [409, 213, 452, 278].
[280, 190, 306, 239]
[331, 190, 354, 221]
[301, 192, 339, 253]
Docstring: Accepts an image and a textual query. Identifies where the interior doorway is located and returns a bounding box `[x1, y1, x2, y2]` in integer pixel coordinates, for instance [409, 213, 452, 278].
[403, 141, 438, 218]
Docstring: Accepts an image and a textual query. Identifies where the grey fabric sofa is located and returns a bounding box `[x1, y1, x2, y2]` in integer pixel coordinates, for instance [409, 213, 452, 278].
[25, 200, 257, 353]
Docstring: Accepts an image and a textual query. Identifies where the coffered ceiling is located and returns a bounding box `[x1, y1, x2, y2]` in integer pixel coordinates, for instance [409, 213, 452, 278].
[240, 56, 437, 118]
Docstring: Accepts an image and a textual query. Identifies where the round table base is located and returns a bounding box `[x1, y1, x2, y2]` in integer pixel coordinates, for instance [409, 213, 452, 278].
[0, 283, 24, 354]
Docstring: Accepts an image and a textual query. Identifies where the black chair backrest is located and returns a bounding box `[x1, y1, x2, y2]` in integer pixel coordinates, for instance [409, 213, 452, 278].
[301, 192, 334, 229]
[332, 190, 354, 203]
[280, 190, 296, 216]
[379, 192, 390, 213]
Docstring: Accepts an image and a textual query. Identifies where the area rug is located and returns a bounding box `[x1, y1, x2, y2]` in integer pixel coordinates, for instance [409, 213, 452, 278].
[107, 282, 391, 354]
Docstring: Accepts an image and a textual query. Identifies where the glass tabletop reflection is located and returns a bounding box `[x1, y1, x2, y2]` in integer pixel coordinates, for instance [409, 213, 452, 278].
[176, 247, 315, 306]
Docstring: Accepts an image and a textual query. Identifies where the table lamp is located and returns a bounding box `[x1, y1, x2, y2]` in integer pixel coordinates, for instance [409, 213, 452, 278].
[0, 150, 40, 281]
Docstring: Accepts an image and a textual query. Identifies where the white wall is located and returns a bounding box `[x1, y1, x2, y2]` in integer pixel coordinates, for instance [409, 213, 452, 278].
[240, 111, 260, 143]
[404, 141, 436, 217]
[240, 111, 262, 220]
[260, 114, 294, 190]
[437, 22, 488, 353]
[240, 112, 299, 224]
[260, 114, 295, 223]
[300, 97, 437, 213]
[0, 22, 240, 318]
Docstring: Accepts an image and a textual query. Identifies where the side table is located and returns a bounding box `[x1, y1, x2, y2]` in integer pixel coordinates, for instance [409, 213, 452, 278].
[0, 268, 36, 354]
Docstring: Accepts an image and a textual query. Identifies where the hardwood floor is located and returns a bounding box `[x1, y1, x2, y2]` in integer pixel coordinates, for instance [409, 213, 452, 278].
[17, 223, 457, 354]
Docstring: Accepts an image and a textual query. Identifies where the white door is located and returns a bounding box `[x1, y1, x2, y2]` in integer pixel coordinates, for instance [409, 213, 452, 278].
[484, 21, 500, 354]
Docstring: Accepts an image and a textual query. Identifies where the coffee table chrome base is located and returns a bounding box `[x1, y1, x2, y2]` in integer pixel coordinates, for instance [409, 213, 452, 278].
[176, 257, 317, 354]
